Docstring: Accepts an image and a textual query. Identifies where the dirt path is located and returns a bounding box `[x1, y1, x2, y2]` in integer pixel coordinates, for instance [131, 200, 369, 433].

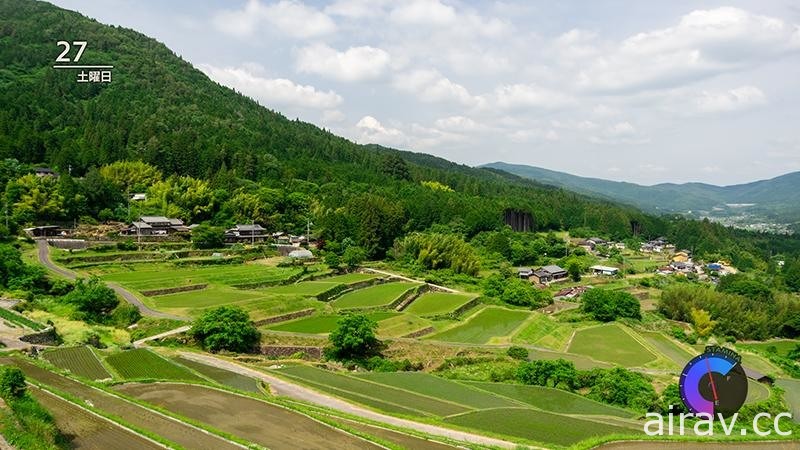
[362, 268, 460, 293]
[36, 240, 187, 321]
[177, 352, 528, 449]
[133, 325, 192, 348]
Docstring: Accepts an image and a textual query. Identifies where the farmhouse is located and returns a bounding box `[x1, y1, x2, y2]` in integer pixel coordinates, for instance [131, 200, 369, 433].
[531, 265, 568, 284]
[122, 216, 188, 236]
[672, 251, 691, 263]
[224, 224, 269, 243]
[590, 265, 619, 276]
[517, 267, 534, 279]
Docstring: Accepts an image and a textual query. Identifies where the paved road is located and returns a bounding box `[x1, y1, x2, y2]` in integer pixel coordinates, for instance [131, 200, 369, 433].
[178, 352, 528, 449]
[36, 240, 188, 321]
[133, 325, 192, 348]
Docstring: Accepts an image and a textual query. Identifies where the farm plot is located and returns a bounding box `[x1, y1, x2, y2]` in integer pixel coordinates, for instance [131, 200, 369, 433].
[746, 379, 771, 403]
[377, 314, 432, 337]
[266, 281, 342, 297]
[776, 378, 800, 422]
[527, 348, 612, 370]
[29, 386, 164, 450]
[150, 285, 264, 310]
[639, 331, 695, 365]
[102, 264, 300, 291]
[1, 358, 241, 450]
[267, 312, 397, 334]
[105, 349, 203, 381]
[465, 382, 636, 417]
[740, 340, 799, 358]
[173, 357, 261, 393]
[332, 282, 418, 309]
[231, 296, 322, 321]
[42, 346, 111, 380]
[403, 292, 476, 316]
[276, 365, 469, 417]
[334, 417, 457, 450]
[355, 372, 519, 409]
[0, 308, 46, 330]
[445, 408, 638, 447]
[427, 307, 529, 344]
[115, 382, 380, 450]
[740, 352, 781, 375]
[319, 273, 379, 284]
[511, 313, 574, 351]
[568, 324, 657, 367]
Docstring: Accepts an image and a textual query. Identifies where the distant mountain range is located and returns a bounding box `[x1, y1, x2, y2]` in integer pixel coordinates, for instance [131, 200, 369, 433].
[482, 162, 800, 230]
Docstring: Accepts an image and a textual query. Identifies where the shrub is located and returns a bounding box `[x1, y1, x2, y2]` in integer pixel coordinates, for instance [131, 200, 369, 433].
[325, 313, 383, 361]
[190, 306, 261, 353]
[0, 366, 27, 400]
[506, 346, 529, 360]
[581, 288, 641, 321]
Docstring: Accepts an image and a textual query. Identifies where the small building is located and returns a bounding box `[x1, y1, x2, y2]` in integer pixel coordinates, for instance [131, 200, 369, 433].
[743, 367, 774, 385]
[34, 167, 57, 178]
[288, 248, 314, 259]
[656, 266, 674, 275]
[707, 263, 723, 271]
[590, 265, 619, 276]
[672, 251, 691, 263]
[577, 240, 596, 252]
[224, 224, 268, 243]
[531, 265, 568, 284]
[130, 193, 147, 201]
[122, 216, 187, 236]
[23, 225, 63, 238]
[518, 267, 534, 279]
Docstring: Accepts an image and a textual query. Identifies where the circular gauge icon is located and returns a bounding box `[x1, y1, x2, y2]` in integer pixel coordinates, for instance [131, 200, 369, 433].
[679, 349, 748, 418]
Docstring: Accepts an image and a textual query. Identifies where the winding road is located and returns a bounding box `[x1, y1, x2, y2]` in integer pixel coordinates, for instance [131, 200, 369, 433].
[178, 351, 528, 449]
[36, 240, 188, 321]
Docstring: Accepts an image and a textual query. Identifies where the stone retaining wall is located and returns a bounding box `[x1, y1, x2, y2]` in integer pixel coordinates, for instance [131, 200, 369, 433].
[20, 327, 60, 346]
[260, 345, 322, 360]
[254, 308, 315, 327]
[402, 327, 435, 338]
[140, 284, 208, 297]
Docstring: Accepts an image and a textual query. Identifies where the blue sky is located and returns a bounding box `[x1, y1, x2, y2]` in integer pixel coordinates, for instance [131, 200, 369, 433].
[50, 0, 800, 185]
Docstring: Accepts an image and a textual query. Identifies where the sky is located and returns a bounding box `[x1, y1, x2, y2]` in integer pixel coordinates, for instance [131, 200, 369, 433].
[49, 0, 800, 185]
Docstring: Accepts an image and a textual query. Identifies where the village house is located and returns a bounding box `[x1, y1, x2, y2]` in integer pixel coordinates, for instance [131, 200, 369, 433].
[122, 216, 188, 236]
[530, 265, 568, 284]
[590, 265, 620, 276]
[517, 267, 534, 279]
[224, 224, 268, 243]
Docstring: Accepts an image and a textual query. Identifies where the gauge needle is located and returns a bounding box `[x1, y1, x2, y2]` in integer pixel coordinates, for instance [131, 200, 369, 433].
[705, 356, 719, 405]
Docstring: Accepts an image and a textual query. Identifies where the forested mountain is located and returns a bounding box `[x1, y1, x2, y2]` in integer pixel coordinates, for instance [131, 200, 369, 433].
[484, 162, 800, 223]
[2, 0, 800, 266]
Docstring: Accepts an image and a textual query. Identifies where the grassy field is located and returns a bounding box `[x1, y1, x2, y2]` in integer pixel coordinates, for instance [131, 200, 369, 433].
[776, 378, 800, 422]
[355, 372, 520, 409]
[174, 357, 261, 393]
[444, 408, 638, 447]
[568, 324, 657, 367]
[276, 365, 469, 417]
[746, 379, 771, 403]
[639, 331, 695, 365]
[320, 273, 379, 284]
[403, 292, 476, 316]
[739, 352, 781, 375]
[115, 382, 380, 449]
[740, 340, 799, 358]
[265, 281, 342, 296]
[511, 313, 574, 351]
[465, 382, 636, 417]
[267, 312, 397, 334]
[150, 285, 265, 309]
[427, 307, 529, 344]
[0, 308, 46, 330]
[105, 349, 204, 381]
[42, 346, 111, 380]
[101, 263, 300, 291]
[377, 313, 432, 337]
[332, 282, 418, 308]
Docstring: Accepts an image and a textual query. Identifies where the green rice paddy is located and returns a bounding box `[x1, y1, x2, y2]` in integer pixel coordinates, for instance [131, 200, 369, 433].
[427, 307, 529, 344]
[403, 292, 475, 316]
[568, 324, 657, 367]
[332, 282, 418, 308]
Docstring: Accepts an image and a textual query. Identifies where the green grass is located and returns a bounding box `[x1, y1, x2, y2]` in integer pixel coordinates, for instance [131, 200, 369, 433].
[776, 378, 800, 422]
[332, 282, 418, 309]
[745, 379, 771, 404]
[740, 340, 799, 358]
[150, 285, 265, 309]
[355, 372, 520, 409]
[568, 324, 657, 367]
[377, 314, 432, 337]
[173, 357, 261, 393]
[740, 352, 781, 375]
[465, 382, 636, 417]
[0, 308, 46, 331]
[266, 281, 342, 296]
[276, 365, 469, 417]
[320, 273, 379, 284]
[403, 292, 475, 316]
[639, 331, 696, 365]
[227, 296, 322, 321]
[42, 346, 111, 380]
[101, 264, 300, 291]
[267, 312, 397, 334]
[427, 307, 529, 344]
[511, 313, 574, 351]
[104, 349, 203, 381]
[444, 408, 638, 447]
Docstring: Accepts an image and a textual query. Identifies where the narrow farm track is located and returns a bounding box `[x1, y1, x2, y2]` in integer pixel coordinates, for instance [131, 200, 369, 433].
[36, 240, 188, 321]
[178, 352, 530, 449]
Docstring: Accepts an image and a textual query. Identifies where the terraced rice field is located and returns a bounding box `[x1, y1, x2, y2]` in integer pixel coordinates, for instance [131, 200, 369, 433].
[42, 346, 111, 380]
[105, 349, 203, 381]
[377, 314, 432, 337]
[266, 281, 343, 296]
[173, 357, 261, 393]
[116, 382, 380, 450]
[332, 282, 418, 308]
[511, 313, 574, 350]
[776, 378, 800, 422]
[639, 331, 696, 365]
[334, 417, 457, 450]
[427, 307, 529, 344]
[1, 358, 240, 450]
[568, 324, 657, 367]
[740, 340, 799, 358]
[739, 352, 781, 375]
[444, 408, 639, 446]
[403, 292, 475, 316]
[228, 296, 322, 320]
[150, 285, 264, 309]
[355, 372, 520, 409]
[320, 273, 379, 284]
[276, 365, 469, 417]
[746, 379, 771, 403]
[101, 264, 300, 291]
[267, 312, 397, 334]
[464, 382, 636, 417]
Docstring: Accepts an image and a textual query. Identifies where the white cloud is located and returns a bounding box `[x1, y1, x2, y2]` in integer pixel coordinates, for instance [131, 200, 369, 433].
[355, 115, 407, 146]
[696, 85, 766, 113]
[390, 0, 456, 26]
[325, 0, 388, 18]
[576, 7, 800, 92]
[509, 129, 559, 143]
[493, 83, 573, 110]
[434, 116, 482, 132]
[589, 121, 649, 145]
[199, 64, 342, 109]
[322, 109, 346, 123]
[296, 44, 391, 82]
[213, 0, 336, 39]
[393, 69, 477, 105]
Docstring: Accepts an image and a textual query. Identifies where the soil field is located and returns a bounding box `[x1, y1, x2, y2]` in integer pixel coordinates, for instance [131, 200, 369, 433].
[115, 382, 381, 450]
[173, 356, 261, 393]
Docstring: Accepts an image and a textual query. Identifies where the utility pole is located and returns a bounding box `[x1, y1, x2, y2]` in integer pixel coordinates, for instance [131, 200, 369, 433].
[252, 218, 255, 246]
